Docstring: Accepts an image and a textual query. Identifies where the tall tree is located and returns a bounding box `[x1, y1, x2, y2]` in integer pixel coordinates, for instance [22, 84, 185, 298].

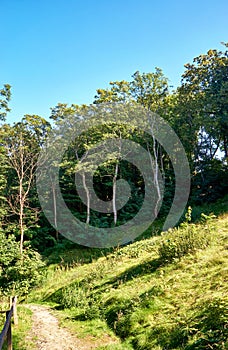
[94, 69, 170, 217]
[174, 44, 228, 203]
[179, 43, 228, 163]
[0, 83, 11, 225]
[2, 115, 50, 253]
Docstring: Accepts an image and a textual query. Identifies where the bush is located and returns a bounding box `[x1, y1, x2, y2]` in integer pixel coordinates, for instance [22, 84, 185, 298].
[158, 210, 215, 263]
[59, 281, 101, 320]
[0, 231, 45, 296]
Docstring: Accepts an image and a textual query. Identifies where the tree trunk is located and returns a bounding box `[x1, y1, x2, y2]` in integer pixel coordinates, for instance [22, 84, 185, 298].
[224, 135, 228, 163]
[147, 141, 162, 218]
[82, 172, 90, 224]
[113, 162, 119, 225]
[19, 179, 24, 254]
[51, 181, 58, 241]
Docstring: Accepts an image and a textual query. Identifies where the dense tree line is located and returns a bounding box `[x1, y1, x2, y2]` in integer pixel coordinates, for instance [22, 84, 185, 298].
[0, 44, 227, 294]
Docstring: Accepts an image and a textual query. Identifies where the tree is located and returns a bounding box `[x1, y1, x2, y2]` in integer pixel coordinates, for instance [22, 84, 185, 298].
[0, 84, 11, 121]
[94, 69, 170, 217]
[179, 43, 228, 163]
[176, 44, 228, 202]
[94, 68, 169, 113]
[50, 106, 132, 227]
[0, 84, 11, 225]
[2, 115, 50, 253]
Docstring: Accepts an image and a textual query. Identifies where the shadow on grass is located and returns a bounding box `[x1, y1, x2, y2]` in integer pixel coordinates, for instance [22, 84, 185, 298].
[43, 243, 113, 268]
[46, 257, 162, 312]
[94, 257, 162, 293]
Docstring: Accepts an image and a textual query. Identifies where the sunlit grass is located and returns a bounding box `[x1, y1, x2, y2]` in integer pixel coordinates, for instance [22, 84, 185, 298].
[25, 198, 228, 349]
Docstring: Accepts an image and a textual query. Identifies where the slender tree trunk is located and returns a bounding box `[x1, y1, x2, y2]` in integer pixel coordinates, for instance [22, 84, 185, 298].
[51, 181, 58, 240]
[211, 139, 221, 160]
[160, 145, 165, 178]
[147, 140, 162, 218]
[19, 211, 24, 254]
[19, 179, 24, 254]
[224, 136, 228, 163]
[82, 172, 90, 224]
[113, 162, 119, 225]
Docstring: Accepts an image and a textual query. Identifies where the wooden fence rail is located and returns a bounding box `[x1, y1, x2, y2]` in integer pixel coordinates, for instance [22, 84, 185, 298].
[0, 297, 18, 350]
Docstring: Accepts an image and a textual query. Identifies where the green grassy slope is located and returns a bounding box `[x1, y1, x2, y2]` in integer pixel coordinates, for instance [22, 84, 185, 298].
[28, 205, 228, 349]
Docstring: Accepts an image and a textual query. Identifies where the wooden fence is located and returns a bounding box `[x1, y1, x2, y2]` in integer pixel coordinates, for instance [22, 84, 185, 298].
[0, 297, 18, 350]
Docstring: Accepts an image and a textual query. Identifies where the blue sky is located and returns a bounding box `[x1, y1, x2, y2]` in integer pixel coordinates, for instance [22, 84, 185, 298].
[1, 0, 227, 123]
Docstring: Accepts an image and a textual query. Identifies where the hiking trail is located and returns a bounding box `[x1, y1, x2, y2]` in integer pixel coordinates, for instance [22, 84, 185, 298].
[26, 304, 116, 350]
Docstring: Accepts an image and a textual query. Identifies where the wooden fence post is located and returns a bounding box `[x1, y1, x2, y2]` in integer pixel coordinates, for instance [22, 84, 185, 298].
[13, 297, 18, 326]
[6, 311, 12, 350]
[0, 296, 18, 350]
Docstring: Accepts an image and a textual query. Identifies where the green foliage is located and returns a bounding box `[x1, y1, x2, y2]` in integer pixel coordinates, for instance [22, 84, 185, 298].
[158, 209, 216, 263]
[191, 159, 228, 204]
[0, 231, 45, 296]
[0, 116, 51, 252]
[179, 44, 228, 162]
[191, 194, 228, 222]
[0, 84, 11, 121]
[62, 283, 101, 320]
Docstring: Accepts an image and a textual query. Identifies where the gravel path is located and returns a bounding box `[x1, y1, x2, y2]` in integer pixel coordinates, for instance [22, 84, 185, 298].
[27, 305, 101, 350]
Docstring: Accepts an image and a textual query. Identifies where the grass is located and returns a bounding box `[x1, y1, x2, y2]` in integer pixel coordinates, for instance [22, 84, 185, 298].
[0, 306, 35, 350]
[25, 196, 228, 349]
[12, 306, 36, 350]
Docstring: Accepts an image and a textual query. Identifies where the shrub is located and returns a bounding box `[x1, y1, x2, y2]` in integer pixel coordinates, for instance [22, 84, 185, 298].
[158, 210, 215, 263]
[0, 231, 45, 296]
[60, 281, 101, 319]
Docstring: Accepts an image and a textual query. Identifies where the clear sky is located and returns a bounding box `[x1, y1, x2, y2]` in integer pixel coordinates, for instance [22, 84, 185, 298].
[1, 0, 227, 123]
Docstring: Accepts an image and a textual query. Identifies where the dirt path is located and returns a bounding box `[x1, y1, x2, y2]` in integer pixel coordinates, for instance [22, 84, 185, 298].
[27, 305, 113, 350]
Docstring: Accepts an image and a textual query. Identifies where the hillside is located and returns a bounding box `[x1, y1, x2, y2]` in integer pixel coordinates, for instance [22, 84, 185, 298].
[24, 205, 228, 350]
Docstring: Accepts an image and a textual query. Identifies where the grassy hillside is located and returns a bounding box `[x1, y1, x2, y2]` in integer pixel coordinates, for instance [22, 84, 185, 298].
[27, 202, 228, 349]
